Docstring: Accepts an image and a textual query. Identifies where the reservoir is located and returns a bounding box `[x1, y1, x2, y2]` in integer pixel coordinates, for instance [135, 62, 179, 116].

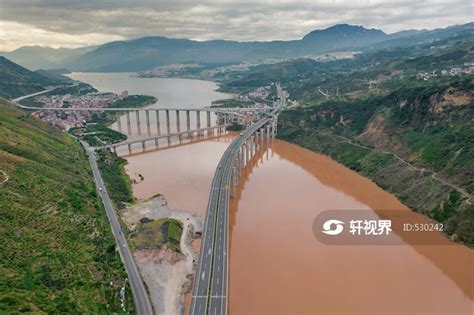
[70, 73, 473, 314]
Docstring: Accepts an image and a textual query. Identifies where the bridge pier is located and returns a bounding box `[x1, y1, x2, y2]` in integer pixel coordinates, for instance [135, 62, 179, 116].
[135, 111, 141, 135]
[237, 151, 242, 180]
[196, 111, 201, 131]
[253, 134, 257, 154]
[272, 118, 277, 138]
[186, 110, 190, 131]
[245, 141, 250, 163]
[146, 110, 151, 135]
[176, 110, 181, 133]
[155, 110, 161, 135]
[126, 111, 131, 134]
[255, 131, 260, 150]
[206, 111, 211, 128]
[165, 110, 171, 134]
[240, 148, 244, 172]
[117, 115, 122, 131]
[231, 165, 237, 197]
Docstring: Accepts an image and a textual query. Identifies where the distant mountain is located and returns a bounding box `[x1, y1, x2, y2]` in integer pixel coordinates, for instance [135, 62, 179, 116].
[0, 56, 61, 99]
[301, 24, 387, 50]
[3, 22, 473, 72]
[0, 45, 96, 70]
[65, 24, 391, 72]
[371, 22, 474, 50]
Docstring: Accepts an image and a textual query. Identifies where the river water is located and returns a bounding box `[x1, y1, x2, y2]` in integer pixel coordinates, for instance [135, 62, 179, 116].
[70, 73, 473, 315]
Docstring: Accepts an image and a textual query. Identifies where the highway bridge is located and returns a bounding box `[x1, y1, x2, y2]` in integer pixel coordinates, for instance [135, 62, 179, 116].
[190, 115, 276, 315]
[96, 124, 230, 152]
[17, 102, 268, 136]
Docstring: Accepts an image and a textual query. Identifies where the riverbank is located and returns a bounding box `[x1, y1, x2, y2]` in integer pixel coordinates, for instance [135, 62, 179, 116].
[121, 195, 202, 315]
[278, 124, 474, 247]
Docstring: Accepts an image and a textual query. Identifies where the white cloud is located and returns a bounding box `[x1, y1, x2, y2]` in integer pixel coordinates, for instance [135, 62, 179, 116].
[0, 0, 472, 51]
[0, 21, 125, 51]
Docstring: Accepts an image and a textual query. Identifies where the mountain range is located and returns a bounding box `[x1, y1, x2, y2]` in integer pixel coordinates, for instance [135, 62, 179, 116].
[0, 56, 63, 99]
[1, 22, 473, 72]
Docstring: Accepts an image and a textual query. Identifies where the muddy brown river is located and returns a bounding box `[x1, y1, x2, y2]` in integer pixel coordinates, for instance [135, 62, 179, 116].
[69, 72, 472, 314]
[125, 136, 473, 315]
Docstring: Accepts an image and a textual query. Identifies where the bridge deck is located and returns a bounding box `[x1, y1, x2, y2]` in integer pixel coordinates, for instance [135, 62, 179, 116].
[18, 104, 270, 113]
[95, 124, 229, 150]
[190, 117, 271, 315]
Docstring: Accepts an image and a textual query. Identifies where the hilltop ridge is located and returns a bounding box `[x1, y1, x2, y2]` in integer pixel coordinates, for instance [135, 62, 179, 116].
[2, 22, 472, 72]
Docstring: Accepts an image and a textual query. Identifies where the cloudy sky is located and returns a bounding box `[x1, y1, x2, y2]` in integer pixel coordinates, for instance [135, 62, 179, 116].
[1, 0, 472, 51]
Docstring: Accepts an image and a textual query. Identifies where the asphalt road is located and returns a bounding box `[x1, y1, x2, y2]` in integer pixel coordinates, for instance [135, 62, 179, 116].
[190, 117, 271, 315]
[82, 141, 154, 315]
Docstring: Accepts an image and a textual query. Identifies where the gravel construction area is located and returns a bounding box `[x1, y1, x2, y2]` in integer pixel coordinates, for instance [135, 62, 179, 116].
[123, 195, 203, 315]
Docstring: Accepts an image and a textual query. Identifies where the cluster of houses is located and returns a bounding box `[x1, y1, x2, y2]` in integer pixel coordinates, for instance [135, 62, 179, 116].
[417, 63, 474, 81]
[32, 91, 129, 130]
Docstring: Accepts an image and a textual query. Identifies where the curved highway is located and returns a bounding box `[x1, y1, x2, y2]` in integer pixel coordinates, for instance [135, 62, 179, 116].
[190, 117, 272, 315]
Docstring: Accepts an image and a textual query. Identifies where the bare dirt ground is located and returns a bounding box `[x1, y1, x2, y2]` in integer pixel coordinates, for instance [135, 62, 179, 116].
[122, 195, 203, 315]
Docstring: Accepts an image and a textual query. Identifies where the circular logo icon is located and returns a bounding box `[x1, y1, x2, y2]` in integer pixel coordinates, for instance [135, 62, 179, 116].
[321, 219, 344, 235]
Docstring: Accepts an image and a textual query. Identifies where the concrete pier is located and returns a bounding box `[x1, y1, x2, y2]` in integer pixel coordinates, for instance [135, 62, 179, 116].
[126, 111, 131, 134]
[146, 110, 151, 135]
[135, 111, 141, 135]
[117, 115, 122, 131]
[156, 110, 161, 135]
[166, 110, 170, 134]
[176, 110, 181, 133]
[186, 110, 191, 131]
[196, 111, 201, 130]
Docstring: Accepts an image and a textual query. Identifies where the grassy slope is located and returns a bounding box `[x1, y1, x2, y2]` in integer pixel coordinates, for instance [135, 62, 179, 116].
[0, 99, 134, 313]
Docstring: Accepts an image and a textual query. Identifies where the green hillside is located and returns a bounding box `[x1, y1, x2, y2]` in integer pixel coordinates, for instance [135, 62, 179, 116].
[0, 99, 133, 313]
[0, 57, 60, 100]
